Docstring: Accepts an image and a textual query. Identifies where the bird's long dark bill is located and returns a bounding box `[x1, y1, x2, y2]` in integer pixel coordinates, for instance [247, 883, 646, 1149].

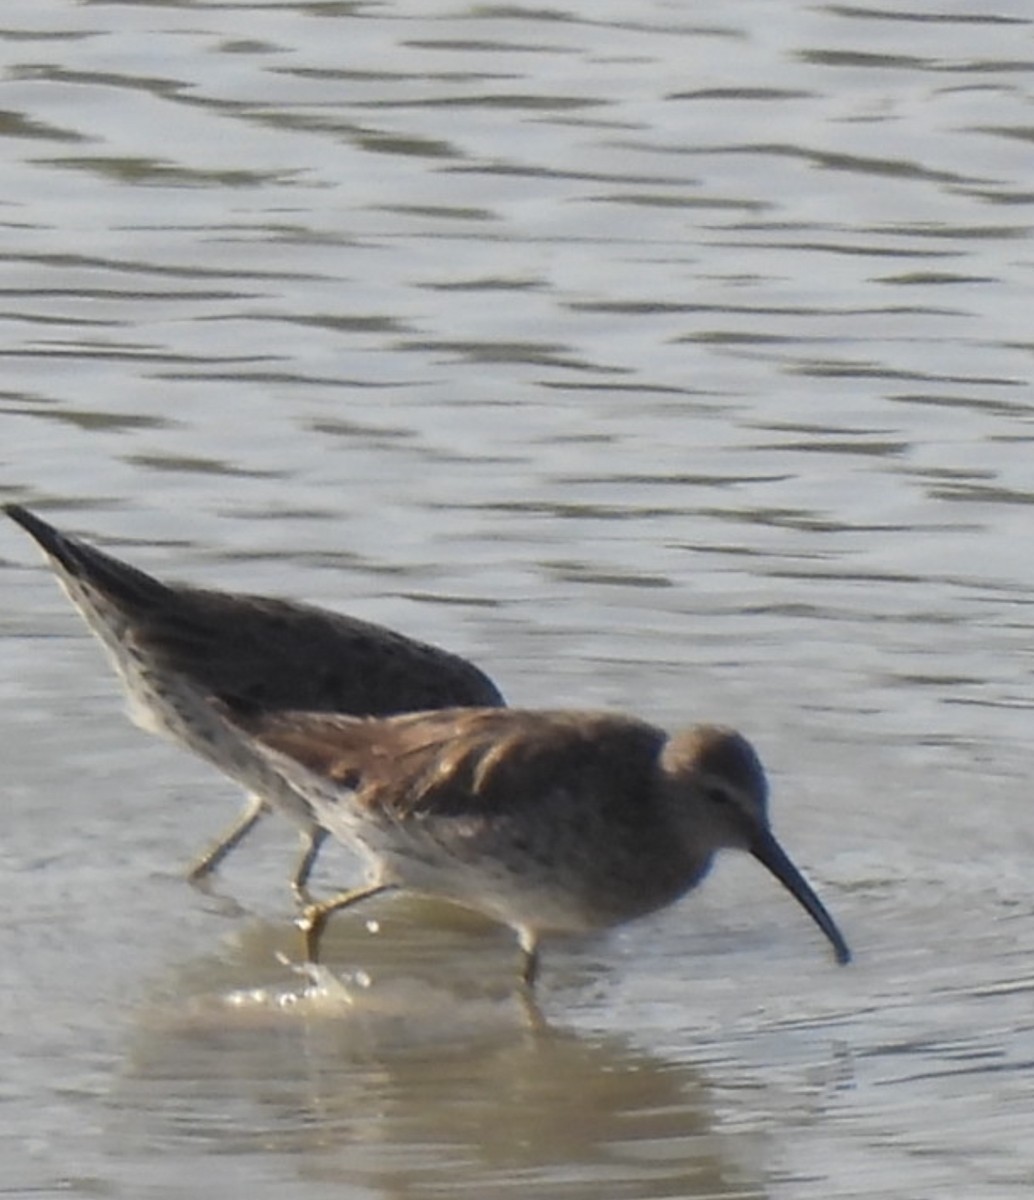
[751, 830, 851, 965]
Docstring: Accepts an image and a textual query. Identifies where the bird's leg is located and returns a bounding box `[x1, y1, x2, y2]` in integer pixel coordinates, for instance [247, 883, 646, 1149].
[187, 792, 267, 884]
[298, 882, 398, 962]
[516, 987, 550, 1033]
[289, 825, 329, 905]
[517, 926, 540, 989]
[514, 927, 550, 1030]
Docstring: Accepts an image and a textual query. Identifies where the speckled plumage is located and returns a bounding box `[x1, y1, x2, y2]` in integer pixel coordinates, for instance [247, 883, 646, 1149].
[5, 504, 504, 896]
[223, 704, 851, 986]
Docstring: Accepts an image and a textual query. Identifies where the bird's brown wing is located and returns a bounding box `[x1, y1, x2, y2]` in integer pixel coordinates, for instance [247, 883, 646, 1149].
[6, 505, 504, 715]
[229, 706, 668, 821]
[133, 589, 505, 715]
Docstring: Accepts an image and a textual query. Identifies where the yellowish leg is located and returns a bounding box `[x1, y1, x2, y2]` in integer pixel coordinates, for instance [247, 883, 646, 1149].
[298, 881, 398, 962]
[187, 792, 267, 883]
[290, 825, 329, 905]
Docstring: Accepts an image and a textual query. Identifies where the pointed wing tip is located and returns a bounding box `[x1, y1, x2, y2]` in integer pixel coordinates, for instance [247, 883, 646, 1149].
[3, 504, 80, 565]
[4, 502, 46, 536]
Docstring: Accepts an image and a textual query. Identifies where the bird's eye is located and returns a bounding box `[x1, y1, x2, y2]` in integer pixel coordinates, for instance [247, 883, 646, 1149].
[703, 784, 732, 806]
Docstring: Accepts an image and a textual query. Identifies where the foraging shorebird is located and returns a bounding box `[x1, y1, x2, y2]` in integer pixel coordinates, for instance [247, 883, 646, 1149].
[221, 704, 851, 987]
[4, 504, 504, 898]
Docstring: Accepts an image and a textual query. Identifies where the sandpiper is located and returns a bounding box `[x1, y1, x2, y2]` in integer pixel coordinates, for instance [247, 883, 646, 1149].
[4, 504, 504, 898]
[221, 704, 851, 987]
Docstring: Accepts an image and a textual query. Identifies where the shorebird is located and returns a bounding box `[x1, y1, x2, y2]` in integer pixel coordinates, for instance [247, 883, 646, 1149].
[220, 704, 851, 987]
[4, 504, 504, 898]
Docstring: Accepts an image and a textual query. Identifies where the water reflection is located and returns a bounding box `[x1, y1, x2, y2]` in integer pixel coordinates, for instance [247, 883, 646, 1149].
[118, 927, 767, 1200]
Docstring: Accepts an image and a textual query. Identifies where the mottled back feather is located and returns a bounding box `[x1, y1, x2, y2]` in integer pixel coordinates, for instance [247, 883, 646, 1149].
[233, 707, 669, 820]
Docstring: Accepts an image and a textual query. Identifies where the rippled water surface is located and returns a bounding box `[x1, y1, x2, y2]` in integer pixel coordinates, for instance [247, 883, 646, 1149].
[2, 2, 1034, 1197]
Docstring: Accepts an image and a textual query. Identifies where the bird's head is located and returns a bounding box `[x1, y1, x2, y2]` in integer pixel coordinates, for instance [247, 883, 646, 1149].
[661, 726, 851, 965]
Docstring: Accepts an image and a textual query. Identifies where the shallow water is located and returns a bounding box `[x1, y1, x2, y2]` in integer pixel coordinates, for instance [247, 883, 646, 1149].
[2, 1, 1034, 1197]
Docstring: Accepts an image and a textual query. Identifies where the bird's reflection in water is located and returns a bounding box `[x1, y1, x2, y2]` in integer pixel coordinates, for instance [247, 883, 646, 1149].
[111, 907, 771, 1200]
